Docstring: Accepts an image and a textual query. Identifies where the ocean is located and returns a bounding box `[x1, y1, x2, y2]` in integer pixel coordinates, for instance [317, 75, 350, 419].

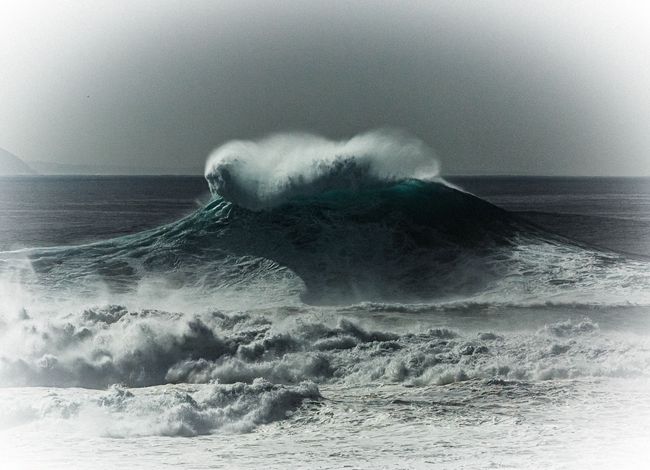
[0, 172, 649, 469]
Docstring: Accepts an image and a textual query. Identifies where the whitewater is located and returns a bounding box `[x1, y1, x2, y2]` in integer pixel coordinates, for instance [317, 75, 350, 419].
[1, 131, 649, 469]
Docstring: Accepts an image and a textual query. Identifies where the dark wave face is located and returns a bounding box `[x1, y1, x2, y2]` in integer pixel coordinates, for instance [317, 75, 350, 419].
[3, 178, 648, 308]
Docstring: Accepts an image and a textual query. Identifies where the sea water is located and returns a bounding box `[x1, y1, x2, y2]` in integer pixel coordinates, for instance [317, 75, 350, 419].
[0, 135, 649, 469]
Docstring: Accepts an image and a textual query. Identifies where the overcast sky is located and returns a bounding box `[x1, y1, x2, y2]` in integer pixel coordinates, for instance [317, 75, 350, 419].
[1, 0, 650, 175]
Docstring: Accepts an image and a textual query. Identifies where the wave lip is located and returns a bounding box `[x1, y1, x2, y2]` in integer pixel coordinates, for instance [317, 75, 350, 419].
[204, 129, 440, 210]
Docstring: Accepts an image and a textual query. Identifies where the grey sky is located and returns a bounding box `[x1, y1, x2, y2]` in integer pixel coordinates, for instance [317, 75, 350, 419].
[1, 0, 649, 175]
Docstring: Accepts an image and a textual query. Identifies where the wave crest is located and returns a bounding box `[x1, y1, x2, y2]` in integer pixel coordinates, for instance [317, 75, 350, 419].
[204, 129, 439, 210]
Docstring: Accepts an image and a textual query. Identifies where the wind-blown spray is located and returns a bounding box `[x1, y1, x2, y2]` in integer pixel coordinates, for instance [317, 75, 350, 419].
[204, 129, 440, 210]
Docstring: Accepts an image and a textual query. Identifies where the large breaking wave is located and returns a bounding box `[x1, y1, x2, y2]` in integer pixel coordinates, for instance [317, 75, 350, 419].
[1, 130, 649, 308]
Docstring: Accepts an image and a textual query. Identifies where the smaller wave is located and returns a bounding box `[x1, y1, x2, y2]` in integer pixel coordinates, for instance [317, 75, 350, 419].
[204, 129, 439, 210]
[0, 380, 320, 436]
[2, 306, 647, 390]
